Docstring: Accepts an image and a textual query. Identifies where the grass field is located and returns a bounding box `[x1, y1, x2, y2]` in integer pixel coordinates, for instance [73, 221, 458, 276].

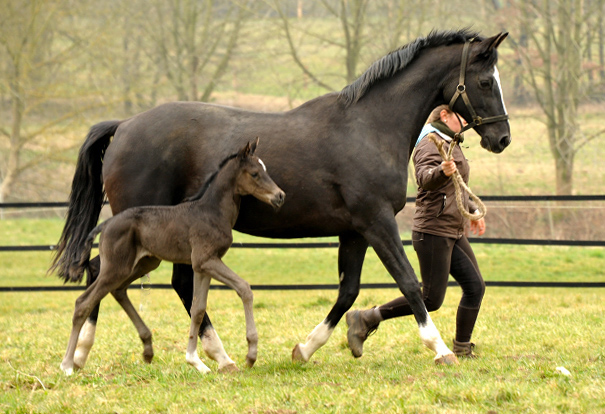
[1, 219, 604, 413]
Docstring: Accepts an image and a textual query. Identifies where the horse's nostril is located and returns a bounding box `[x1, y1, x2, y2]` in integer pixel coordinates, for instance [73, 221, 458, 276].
[500, 135, 510, 148]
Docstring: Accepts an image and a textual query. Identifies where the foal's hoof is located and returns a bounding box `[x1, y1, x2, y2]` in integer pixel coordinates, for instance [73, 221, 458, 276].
[435, 353, 459, 366]
[60, 362, 74, 376]
[143, 349, 154, 364]
[218, 363, 239, 374]
[292, 344, 307, 362]
[245, 356, 256, 368]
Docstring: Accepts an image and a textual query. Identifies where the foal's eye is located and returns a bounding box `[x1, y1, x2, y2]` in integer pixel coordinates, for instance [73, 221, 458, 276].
[251, 172, 259, 178]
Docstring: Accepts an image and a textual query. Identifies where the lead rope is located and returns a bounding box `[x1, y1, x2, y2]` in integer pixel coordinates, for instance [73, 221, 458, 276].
[428, 134, 487, 221]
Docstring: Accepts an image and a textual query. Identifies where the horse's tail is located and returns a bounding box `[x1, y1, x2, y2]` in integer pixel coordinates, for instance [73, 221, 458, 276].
[67, 220, 110, 283]
[49, 120, 121, 283]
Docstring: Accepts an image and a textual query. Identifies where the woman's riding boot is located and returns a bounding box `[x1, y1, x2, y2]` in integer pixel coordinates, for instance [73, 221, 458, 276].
[345, 307, 382, 358]
[453, 339, 477, 358]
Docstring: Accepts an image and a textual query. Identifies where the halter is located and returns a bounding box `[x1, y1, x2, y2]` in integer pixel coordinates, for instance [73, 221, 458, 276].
[448, 39, 509, 141]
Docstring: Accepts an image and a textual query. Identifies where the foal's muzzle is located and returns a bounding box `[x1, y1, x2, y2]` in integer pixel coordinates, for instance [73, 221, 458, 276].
[271, 191, 286, 211]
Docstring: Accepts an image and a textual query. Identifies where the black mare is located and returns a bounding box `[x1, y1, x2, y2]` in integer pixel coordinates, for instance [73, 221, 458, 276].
[52, 29, 510, 369]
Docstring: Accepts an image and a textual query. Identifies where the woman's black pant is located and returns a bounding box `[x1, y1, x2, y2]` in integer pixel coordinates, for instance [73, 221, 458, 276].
[377, 231, 485, 343]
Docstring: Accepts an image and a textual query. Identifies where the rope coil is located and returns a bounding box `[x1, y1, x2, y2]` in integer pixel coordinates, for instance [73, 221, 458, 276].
[428, 134, 486, 221]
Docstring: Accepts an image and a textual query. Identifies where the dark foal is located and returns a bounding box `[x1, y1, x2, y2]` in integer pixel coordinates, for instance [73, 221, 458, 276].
[60, 139, 285, 375]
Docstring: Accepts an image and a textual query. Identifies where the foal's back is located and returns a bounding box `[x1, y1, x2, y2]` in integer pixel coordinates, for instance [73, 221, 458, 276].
[99, 202, 231, 269]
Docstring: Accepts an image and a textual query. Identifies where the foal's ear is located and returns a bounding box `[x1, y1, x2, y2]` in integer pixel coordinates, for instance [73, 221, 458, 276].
[238, 141, 252, 159]
[249, 137, 259, 156]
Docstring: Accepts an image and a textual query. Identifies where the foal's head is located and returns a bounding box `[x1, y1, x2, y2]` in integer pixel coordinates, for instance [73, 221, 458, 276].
[235, 138, 285, 210]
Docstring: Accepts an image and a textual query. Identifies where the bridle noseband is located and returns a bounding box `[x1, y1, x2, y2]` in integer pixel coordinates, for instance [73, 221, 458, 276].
[448, 39, 509, 140]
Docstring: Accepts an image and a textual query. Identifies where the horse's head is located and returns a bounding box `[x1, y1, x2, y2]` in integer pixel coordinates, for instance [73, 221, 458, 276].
[236, 138, 286, 210]
[443, 32, 511, 154]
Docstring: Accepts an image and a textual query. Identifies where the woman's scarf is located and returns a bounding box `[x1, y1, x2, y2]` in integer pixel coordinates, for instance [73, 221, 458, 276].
[415, 120, 460, 147]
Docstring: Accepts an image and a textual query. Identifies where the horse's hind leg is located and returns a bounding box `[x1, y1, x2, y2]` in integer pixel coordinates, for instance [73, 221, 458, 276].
[293, 232, 368, 362]
[111, 256, 162, 364]
[73, 255, 101, 370]
[200, 258, 257, 368]
[112, 289, 154, 363]
[61, 269, 121, 375]
[172, 263, 236, 372]
[185, 271, 212, 373]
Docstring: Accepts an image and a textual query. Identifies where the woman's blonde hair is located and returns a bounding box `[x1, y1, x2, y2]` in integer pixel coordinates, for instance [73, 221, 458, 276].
[426, 104, 452, 124]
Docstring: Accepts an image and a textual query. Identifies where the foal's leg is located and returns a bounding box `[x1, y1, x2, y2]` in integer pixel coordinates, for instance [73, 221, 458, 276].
[185, 271, 212, 373]
[172, 263, 237, 372]
[112, 289, 154, 363]
[200, 258, 257, 368]
[293, 232, 368, 362]
[110, 257, 162, 364]
[61, 266, 127, 375]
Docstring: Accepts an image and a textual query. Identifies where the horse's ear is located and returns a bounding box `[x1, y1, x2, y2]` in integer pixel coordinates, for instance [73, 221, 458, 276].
[238, 141, 252, 159]
[249, 137, 259, 156]
[479, 32, 508, 54]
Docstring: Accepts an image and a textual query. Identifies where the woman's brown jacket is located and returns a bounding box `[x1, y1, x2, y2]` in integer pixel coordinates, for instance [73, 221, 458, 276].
[412, 132, 477, 239]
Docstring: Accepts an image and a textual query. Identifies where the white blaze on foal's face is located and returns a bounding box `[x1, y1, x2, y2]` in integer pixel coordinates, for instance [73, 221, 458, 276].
[258, 158, 267, 172]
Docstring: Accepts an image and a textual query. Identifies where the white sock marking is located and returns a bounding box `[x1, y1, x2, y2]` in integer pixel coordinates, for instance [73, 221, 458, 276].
[418, 315, 452, 359]
[296, 320, 334, 361]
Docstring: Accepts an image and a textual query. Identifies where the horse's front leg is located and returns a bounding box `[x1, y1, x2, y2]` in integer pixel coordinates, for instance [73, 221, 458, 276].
[185, 271, 212, 374]
[292, 232, 368, 362]
[362, 215, 458, 365]
[202, 258, 257, 368]
[172, 263, 237, 372]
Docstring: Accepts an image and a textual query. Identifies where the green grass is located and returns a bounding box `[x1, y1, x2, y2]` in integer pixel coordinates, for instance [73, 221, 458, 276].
[1, 218, 604, 413]
[1, 288, 603, 413]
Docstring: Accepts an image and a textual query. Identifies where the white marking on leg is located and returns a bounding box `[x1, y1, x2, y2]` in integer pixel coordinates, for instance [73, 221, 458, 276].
[295, 320, 334, 362]
[73, 320, 96, 369]
[494, 66, 507, 114]
[186, 350, 211, 374]
[201, 327, 236, 371]
[258, 158, 267, 172]
[418, 314, 454, 361]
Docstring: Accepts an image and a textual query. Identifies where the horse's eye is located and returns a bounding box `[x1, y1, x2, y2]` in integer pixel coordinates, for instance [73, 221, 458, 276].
[251, 172, 259, 178]
[479, 79, 492, 89]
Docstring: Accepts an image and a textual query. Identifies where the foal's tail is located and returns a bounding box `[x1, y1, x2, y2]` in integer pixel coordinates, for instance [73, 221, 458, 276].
[67, 220, 111, 283]
[49, 120, 121, 283]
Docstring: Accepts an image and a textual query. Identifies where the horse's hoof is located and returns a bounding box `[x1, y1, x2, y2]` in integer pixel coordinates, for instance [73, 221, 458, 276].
[143, 352, 154, 364]
[245, 356, 256, 368]
[218, 363, 239, 373]
[60, 362, 74, 376]
[292, 344, 307, 362]
[435, 353, 459, 366]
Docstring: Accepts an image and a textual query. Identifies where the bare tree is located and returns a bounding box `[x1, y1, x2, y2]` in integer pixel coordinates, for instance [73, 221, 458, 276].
[505, 0, 604, 195]
[0, 0, 101, 202]
[145, 0, 250, 102]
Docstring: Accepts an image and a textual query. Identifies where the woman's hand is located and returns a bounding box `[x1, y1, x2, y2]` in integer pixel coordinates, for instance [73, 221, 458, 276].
[470, 217, 486, 236]
[441, 159, 457, 177]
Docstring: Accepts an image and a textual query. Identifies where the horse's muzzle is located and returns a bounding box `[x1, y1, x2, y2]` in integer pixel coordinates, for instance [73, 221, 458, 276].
[272, 191, 286, 211]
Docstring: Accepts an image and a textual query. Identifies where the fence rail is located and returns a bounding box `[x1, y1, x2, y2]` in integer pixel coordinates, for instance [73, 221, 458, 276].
[2, 194, 605, 210]
[2, 196, 604, 291]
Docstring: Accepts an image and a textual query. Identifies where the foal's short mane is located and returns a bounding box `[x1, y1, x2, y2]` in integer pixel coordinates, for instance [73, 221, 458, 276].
[338, 28, 483, 107]
[184, 152, 239, 203]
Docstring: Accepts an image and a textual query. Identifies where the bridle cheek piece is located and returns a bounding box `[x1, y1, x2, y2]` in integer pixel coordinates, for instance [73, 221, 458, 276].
[448, 39, 509, 141]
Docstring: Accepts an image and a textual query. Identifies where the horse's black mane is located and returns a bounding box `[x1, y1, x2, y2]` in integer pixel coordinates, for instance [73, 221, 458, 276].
[339, 28, 482, 107]
[183, 152, 239, 203]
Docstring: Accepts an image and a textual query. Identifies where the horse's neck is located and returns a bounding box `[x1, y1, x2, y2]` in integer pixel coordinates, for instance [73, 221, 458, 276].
[358, 49, 455, 155]
[194, 162, 241, 226]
